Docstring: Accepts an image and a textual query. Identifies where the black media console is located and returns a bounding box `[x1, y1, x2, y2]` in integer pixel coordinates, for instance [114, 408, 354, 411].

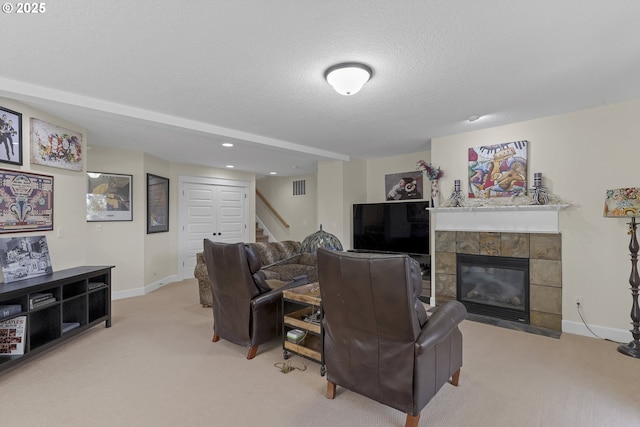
[0, 266, 113, 373]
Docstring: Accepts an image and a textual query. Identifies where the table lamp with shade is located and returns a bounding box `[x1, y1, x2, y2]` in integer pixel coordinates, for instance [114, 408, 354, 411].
[603, 187, 640, 358]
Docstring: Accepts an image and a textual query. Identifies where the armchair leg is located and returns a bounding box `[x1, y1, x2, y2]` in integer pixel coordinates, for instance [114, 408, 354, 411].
[405, 413, 420, 427]
[326, 380, 336, 399]
[212, 333, 220, 342]
[450, 368, 461, 386]
[247, 346, 258, 360]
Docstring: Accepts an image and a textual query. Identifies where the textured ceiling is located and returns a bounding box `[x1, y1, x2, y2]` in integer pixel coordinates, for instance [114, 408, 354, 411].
[2, 1, 639, 177]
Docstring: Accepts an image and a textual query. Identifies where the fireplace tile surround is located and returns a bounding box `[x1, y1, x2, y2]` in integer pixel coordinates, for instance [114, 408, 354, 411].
[434, 231, 562, 331]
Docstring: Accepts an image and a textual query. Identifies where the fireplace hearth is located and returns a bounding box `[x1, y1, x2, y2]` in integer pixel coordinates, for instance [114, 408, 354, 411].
[457, 253, 530, 324]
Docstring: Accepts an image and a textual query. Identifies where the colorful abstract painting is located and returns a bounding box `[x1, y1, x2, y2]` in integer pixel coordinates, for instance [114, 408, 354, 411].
[468, 140, 528, 198]
[30, 118, 83, 171]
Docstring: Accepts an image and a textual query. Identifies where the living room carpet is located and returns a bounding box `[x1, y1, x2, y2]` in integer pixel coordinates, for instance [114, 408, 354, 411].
[0, 279, 638, 426]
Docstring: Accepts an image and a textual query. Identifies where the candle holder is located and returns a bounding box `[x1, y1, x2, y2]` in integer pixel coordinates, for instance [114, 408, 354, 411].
[531, 172, 549, 205]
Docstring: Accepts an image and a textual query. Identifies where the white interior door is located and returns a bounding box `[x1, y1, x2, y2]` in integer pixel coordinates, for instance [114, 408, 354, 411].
[179, 177, 249, 279]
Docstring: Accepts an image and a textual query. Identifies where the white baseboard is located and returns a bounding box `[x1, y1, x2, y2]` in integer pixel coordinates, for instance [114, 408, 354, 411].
[112, 275, 179, 300]
[562, 319, 632, 343]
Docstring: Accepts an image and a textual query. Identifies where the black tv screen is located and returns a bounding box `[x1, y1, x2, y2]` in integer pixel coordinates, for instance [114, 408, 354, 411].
[352, 201, 430, 255]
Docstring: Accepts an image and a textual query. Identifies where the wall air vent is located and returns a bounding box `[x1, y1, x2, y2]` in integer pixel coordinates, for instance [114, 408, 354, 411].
[293, 179, 306, 196]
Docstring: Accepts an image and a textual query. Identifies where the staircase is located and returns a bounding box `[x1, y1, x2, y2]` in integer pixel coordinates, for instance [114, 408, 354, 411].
[256, 222, 269, 242]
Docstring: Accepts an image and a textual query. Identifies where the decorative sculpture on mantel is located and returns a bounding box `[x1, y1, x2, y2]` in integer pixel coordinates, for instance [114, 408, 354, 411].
[531, 172, 549, 205]
[449, 180, 464, 207]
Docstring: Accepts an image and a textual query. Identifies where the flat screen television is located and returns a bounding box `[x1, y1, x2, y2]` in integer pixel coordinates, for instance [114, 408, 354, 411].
[352, 201, 430, 255]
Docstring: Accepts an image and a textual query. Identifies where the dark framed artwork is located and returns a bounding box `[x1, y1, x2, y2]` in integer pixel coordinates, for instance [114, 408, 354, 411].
[147, 174, 169, 233]
[0, 169, 53, 234]
[86, 172, 133, 222]
[0, 106, 23, 166]
[384, 171, 424, 200]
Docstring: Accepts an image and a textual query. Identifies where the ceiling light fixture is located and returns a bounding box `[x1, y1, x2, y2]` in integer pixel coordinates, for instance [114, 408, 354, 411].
[269, 172, 277, 175]
[468, 115, 481, 122]
[222, 143, 234, 147]
[226, 165, 234, 168]
[325, 62, 372, 96]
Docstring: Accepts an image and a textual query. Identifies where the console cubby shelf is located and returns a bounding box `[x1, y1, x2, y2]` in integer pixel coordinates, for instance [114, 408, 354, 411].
[0, 266, 113, 373]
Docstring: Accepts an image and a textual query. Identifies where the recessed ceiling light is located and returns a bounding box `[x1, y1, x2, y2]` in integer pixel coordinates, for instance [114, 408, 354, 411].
[269, 172, 277, 175]
[222, 143, 234, 147]
[468, 115, 481, 122]
[226, 165, 234, 168]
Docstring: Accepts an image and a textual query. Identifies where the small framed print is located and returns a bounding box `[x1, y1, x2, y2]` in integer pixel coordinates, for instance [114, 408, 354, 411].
[0, 106, 23, 166]
[86, 172, 133, 222]
[147, 174, 169, 233]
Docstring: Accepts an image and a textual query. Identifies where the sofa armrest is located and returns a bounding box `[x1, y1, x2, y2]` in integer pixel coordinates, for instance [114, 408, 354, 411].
[415, 300, 466, 356]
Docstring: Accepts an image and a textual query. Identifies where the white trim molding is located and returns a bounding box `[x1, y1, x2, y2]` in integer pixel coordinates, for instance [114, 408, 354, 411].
[112, 275, 179, 300]
[433, 204, 569, 233]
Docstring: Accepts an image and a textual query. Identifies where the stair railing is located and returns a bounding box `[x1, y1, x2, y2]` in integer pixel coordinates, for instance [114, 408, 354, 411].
[256, 189, 289, 229]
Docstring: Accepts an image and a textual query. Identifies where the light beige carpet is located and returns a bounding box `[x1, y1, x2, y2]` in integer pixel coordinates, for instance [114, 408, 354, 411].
[0, 279, 638, 427]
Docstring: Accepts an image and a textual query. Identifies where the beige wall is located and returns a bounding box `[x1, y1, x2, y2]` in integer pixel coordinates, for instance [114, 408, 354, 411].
[256, 174, 317, 242]
[0, 96, 88, 271]
[365, 151, 430, 202]
[431, 98, 640, 337]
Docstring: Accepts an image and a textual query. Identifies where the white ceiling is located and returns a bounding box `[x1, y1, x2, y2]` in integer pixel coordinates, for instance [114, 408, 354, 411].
[2, 1, 640, 177]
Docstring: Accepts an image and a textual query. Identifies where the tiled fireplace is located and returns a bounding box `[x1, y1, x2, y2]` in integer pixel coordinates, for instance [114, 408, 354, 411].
[433, 206, 564, 331]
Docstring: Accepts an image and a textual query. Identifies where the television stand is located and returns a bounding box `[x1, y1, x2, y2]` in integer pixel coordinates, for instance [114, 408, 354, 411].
[0, 266, 113, 373]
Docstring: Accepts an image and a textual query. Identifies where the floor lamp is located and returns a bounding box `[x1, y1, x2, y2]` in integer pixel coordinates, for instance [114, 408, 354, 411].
[604, 188, 640, 358]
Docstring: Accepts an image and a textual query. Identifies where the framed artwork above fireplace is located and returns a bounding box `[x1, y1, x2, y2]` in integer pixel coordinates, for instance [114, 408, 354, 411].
[468, 140, 528, 199]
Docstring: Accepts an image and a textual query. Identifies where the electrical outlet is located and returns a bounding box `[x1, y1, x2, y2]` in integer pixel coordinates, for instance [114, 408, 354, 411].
[575, 296, 583, 307]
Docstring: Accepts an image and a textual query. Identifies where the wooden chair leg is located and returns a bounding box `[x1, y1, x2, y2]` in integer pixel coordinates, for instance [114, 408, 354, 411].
[326, 380, 336, 399]
[450, 368, 461, 386]
[212, 333, 220, 342]
[246, 346, 258, 360]
[405, 413, 420, 427]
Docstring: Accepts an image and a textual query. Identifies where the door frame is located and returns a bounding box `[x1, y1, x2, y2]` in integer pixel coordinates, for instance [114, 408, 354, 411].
[178, 175, 251, 280]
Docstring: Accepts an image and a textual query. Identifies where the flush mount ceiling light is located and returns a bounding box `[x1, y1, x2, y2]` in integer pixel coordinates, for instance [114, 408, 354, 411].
[325, 62, 372, 96]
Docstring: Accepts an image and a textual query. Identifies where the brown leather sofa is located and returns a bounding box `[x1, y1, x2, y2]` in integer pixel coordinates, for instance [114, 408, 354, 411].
[194, 240, 317, 307]
[317, 248, 466, 427]
[203, 240, 307, 359]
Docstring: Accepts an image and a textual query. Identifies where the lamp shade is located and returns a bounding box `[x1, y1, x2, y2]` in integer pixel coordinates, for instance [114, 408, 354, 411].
[300, 224, 343, 255]
[325, 63, 372, 96]
[603, 188, 640, 217]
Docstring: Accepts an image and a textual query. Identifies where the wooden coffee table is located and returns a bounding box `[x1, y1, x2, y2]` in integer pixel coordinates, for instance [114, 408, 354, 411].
[281, 282, 325, 375]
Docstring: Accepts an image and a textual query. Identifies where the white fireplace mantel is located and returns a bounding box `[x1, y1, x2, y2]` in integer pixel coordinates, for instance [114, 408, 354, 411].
[432, 204, 570, 233]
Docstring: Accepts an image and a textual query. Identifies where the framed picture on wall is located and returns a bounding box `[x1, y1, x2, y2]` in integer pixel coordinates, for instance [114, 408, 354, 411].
[30, 118, 83, 171]
[86, 172, 133, 221]
[0, 169, 53, 233]
[146, 173, 169, 233]
[0, 106, 23, 166]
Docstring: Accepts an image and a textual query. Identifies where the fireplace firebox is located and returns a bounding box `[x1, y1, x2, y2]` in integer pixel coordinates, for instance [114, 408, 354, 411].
[456, 254, 530, 324]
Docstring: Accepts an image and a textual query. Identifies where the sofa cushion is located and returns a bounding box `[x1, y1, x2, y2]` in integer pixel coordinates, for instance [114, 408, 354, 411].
[249, 241, 302, 266]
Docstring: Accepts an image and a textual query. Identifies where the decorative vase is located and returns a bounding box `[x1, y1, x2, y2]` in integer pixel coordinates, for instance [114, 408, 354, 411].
[430, 180, 440, 208]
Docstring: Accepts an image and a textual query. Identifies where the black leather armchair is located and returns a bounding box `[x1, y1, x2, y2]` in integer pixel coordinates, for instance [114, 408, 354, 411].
[203, 240, 307, 359]
[317, 248, 467, 427]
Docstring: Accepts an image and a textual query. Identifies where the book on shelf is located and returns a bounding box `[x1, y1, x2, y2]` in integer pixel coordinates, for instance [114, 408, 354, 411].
[62, 322, 80, 333]
[29, 292, 54, 304]
[30, 297, 57, 309]
[0, 315, 26, 355]
[88, 282, 106, 290]
[0, 304, 22, 320]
